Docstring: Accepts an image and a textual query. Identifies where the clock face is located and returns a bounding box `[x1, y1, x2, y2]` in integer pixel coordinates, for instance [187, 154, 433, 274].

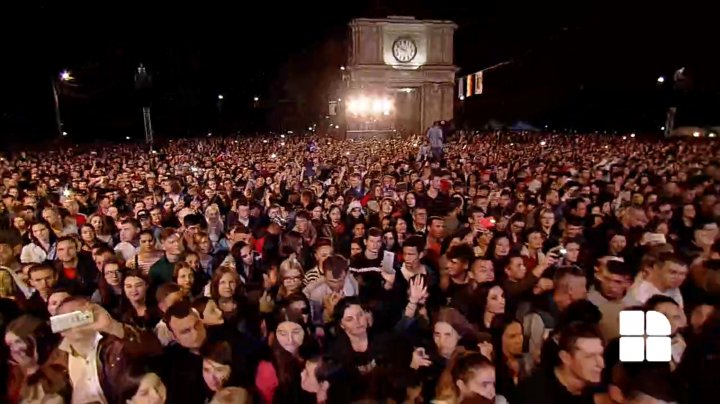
[392, 37, 417, 63]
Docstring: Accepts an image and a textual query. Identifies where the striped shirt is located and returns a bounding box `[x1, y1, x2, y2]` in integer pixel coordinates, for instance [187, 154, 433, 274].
[303, 266, 322, 286]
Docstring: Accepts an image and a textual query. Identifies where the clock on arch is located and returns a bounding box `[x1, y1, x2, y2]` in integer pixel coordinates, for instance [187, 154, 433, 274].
[391, 37, 417, 63]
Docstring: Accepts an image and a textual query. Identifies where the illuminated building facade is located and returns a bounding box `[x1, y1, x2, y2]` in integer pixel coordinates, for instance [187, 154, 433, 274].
[344, 16, 457, 138]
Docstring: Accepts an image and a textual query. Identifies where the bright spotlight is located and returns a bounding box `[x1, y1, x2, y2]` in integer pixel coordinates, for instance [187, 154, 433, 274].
[376, 100, 385, 113]
[62, 131, 68, 136]
[60, 71, 72, 81]
[709, 132, 717, 138]
[381, 98, 393, 114]
[280, 134, 285, 138]
[657, 76, 665, 83]
[270, 153, 277, 158]
[623, 136, 627, 140]
[125, 136, 131, 140]
[335, 124, 340, 129]
[540, 140, 547, 146]
[630, 133, 636, 138]
[693, 131, 701, 138]
[217, 94, 224, 100]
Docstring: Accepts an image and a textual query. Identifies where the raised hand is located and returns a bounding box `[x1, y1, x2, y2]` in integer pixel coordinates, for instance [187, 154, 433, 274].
[408, 276, 427, 304]
[259, 291, 275, 313]
[381, 270, 396, 290]
[410, 347, 432, 369]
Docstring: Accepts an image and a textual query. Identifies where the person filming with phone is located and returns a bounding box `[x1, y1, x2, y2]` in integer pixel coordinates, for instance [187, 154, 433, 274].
[50, 296, 162, 404]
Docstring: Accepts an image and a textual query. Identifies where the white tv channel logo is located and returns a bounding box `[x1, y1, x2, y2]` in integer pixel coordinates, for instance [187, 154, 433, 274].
[619, 310, 672, 362]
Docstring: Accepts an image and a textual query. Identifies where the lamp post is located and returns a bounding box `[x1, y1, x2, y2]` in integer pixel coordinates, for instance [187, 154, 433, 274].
[53, 70, 72, 137]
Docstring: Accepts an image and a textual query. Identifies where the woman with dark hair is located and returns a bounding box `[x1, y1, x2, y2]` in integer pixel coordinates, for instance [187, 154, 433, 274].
[279, 230, 308, 269]
[394, 217, 409, 248]
[474, 284, 507, 334]
[487, 235, 512, 272]
[118, 361, 167, 404]
[349, 237, 365, 259]
[159, 199, 180, 228]
[210, 266, 256, 335]
[326, 204, 345, 241]
[382, 228, 398, 254]
[255, 310, 316, 403]
[88, 214, 115, 247]
[79, 223, 108, 253]
[404, 306, 493, 402]
[120, 268, 161, 330]
[494, 318, 533, 404]
[90, 257, 125, 314]
[283, 293, 312, 326]
[172, 261, 195, 299]
[20, 220, 57, 264]
[4, 315, 69, 403]
[201, 341, 235, 400]
[326, 296, 397, 402]
[229, 241, 262, 294]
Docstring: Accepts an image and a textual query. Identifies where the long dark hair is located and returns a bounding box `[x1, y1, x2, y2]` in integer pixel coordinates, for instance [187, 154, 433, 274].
[270, 309, 313, 386]
[28, 219, 57, 248]
[118, 268, 151, 325]
[117, 361, 158, 403]
[5, 315, 57, 367]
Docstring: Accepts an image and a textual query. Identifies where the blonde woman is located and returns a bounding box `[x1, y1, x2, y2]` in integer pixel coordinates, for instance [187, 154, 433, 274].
[205, 204, 224, 246]
[277, 257, 305, 301]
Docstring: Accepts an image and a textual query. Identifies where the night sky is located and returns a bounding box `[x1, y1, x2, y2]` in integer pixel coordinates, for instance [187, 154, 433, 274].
[1, 1, 717, 145]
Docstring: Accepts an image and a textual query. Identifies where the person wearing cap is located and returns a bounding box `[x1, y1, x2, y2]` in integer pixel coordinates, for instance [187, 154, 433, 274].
[137, 209, 161, 239]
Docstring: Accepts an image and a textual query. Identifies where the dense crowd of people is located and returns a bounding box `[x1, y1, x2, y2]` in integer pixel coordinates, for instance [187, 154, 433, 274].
[0, 130, 718, 404]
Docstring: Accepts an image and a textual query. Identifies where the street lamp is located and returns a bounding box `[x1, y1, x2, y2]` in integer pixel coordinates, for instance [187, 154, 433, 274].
[126, 136, 131, 140]
[253, 96, 259, 102]
[54, 70, 75, 138]
[657, 76, 665, 84]
[217, 94, 224, 100]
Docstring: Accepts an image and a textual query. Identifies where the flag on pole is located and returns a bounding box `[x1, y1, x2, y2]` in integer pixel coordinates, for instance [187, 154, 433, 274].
[474, 72, 483, 95]
[465, 75, 473, 97]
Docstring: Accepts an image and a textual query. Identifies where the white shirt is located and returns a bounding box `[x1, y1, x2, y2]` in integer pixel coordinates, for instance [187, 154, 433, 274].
[20, 243, 56, 264]
[623, 280, 684, 309]
[114, 242, 138, 262]
[61, 333, 108, 404]
[400, 263, 427, 282]
[154, 320, 175, 347]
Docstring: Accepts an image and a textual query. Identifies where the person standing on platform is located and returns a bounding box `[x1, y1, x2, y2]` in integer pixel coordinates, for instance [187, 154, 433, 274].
[427, 121, 444, 161]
